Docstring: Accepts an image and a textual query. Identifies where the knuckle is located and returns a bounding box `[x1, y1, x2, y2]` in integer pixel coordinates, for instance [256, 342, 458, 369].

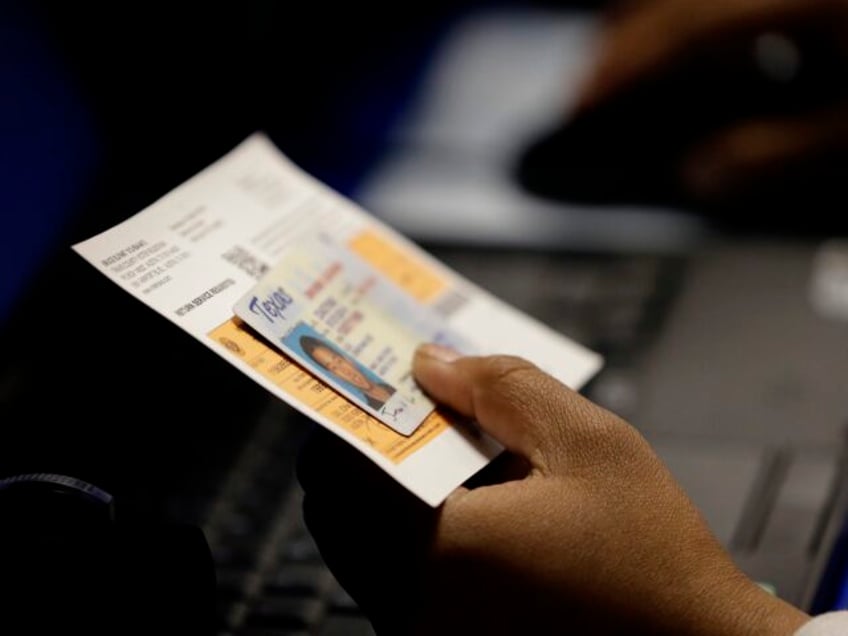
[482, 354, 538, 379]
[480, 356, 551, 409]
[547, 398, 646, 468]
[479, 356, 542, 395]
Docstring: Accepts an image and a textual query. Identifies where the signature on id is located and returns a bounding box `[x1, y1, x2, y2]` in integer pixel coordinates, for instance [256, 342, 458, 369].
[381, 404, 406, 422]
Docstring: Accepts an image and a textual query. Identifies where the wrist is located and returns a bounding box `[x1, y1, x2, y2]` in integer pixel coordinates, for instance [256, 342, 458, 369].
[702, 574, 809, 636]
[648, 550, 810, 636]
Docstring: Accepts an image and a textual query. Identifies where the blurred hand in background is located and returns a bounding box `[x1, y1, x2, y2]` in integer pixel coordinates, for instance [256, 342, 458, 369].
[577, 0, 848, 207]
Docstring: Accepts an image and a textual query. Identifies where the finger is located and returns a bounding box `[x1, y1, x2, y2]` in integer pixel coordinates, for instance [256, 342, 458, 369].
[681, 101, 848, 199]
[296, 426, 374, 495]
[303, 493, 436, 634]
[298, 428, 441, 631]
[578, 0, 841, 110]
[413, 345, 609, 472]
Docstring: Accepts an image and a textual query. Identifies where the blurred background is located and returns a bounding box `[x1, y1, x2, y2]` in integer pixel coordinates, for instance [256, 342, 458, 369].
[4, 0, 848, 633]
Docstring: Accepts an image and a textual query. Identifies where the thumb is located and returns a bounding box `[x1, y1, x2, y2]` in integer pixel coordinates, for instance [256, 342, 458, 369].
[413, 344, 594, 473]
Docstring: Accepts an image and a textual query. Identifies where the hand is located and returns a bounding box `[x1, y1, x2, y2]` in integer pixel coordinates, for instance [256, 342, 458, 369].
[577, 0, 848, 205]
[299, 345, 809, 634]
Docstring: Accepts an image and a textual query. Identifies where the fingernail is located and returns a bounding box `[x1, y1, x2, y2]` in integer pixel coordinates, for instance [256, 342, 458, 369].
[416, 343, 461, 364]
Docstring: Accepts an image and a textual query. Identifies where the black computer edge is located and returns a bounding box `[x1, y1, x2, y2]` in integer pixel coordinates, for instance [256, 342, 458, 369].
[802, 426, 848, 613]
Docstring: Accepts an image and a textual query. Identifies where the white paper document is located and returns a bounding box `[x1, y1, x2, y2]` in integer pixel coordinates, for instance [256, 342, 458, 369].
[72, 134, 602, 506]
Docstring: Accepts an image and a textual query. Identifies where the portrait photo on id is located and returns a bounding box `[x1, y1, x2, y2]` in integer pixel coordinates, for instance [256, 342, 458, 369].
[285, 323, 398, 413]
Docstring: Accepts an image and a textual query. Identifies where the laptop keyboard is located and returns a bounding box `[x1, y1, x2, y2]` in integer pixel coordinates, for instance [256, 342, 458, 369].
[429, 247, 687, 418]
[200, 248, 686, 635]
[202, 398, 375, 636]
